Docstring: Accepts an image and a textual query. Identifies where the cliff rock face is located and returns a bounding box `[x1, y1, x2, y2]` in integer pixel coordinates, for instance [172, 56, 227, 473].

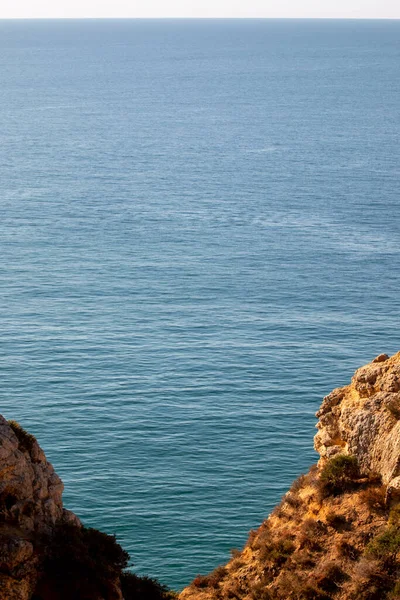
[0, 416, 72, 533]
[180, 352, 400, 600]
[315, 351, 400, 497]
[0, 415, 123, 600]
[0, 418, 168, 600]
[0, 416, 67, 599]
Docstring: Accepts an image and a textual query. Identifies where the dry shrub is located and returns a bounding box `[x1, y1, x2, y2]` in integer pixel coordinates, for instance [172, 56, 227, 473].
[298, 519, 325, 551]
[336, 536, 360, 560]
[207, 565, 228, 588]
[224, 579, 248, 600]
[250, 581, 274, 600]
[258, 534, 295, 567]
[353, 558, 381, 582]
[298, 584, 332, 600]
[192, 575, 210, 589]
[290, 474, 308, 495]
[316, 562, 347, 594]
[252, 525, 271, 551]
[325, 511, 351, 531]
[285, 492, 302, 510]
[248, 529, 259, 549]
[271, 502, 286, 520]
[192, 566, 227, 589]
[291, 549, 316, 569]
[277, 574, 332, 600]
[230, 557, 245, 570]
[350, 558, 392, 600]
[359, 485, 387, 512]
[8, 420, 37, 455]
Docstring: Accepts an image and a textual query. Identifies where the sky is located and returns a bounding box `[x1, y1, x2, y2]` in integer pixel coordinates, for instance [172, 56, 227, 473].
[0, 0, 399, 19]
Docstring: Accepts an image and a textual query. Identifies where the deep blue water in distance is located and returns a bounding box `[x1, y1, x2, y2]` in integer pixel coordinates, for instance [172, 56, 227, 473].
[0, 18, 399, 589]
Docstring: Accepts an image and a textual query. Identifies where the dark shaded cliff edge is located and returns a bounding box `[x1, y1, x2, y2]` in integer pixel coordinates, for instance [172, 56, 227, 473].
[0, 417, 171, 600]
[180, 352, 400, 600]
[2, 352, 400, 599]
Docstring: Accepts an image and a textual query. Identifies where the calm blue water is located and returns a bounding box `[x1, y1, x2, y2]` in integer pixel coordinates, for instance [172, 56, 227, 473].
[0, 18, 399, 589]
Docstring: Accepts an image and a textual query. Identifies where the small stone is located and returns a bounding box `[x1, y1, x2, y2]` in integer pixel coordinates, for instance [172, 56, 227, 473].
[373, 353, 389, 363]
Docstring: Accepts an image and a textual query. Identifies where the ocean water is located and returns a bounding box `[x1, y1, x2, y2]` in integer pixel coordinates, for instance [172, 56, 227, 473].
[0, 18, 399, 589]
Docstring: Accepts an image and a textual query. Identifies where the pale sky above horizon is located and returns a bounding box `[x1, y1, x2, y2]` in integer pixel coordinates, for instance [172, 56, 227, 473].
[0, 0, 399, 20]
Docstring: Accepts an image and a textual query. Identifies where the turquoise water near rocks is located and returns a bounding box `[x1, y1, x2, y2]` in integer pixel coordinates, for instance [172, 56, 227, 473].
[0, 18, 399, 589]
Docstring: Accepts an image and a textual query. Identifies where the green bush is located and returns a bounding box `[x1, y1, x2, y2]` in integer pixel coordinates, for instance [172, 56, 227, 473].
[318, 455, 359, 497]
[389, 503, 400, 527]
[367, 526, 400, 562]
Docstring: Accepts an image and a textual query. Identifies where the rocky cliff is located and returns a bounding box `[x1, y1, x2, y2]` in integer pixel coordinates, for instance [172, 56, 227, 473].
[180, 352, 400, 600]
[0, 417, 168, 600]
[315, 352, 400, 499]
[0, 416, 75, 599]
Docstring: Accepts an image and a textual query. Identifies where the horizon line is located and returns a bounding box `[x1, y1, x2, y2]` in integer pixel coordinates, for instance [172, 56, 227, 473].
[0, 16, 399, 21]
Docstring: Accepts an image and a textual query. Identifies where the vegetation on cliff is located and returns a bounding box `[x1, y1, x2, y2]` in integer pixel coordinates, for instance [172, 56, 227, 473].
[182, 459, 400, 600]
[180, 352, 400, 600]
[32, 522, 171, 600]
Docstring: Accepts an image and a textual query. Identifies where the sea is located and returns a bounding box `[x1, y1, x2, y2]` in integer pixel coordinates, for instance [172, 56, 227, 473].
[0, 18, 399, 590]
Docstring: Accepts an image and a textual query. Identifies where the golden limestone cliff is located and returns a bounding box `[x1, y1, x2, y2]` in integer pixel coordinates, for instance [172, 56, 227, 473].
[180, 352, 400, 600]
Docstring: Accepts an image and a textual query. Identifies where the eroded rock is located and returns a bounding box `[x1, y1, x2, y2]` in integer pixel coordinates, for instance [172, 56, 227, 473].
[315, 351, 400, 486]
[0, 417, 67, 599]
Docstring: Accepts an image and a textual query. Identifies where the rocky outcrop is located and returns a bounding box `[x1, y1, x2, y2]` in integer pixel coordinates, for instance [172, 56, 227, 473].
[0, 414, 124, 600]
[0, 416, 170, 600]
[0, 416, 73, 534]
[180, 352, 400, 600]
[0, 416, 68, 599]
[315, 351, 400, 498]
